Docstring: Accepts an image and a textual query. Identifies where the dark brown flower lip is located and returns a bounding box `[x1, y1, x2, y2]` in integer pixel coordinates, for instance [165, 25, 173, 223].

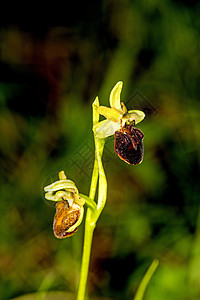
[114, 124, 144, 165]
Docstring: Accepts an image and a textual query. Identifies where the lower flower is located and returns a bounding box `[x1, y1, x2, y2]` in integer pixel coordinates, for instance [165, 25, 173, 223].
[44, 171, 85, 238]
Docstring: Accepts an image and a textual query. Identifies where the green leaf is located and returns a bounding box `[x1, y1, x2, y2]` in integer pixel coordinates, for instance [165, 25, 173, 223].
[134, 259, 159, 300]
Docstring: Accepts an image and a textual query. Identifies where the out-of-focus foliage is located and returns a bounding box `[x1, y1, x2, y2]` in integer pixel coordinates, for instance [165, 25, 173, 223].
[0, 0, 200, 299]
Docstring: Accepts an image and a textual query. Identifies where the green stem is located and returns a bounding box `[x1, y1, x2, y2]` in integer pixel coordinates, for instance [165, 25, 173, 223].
[77, 140, 105, 300]
[77, 211, 95, 300]
[77, 156, 99, 300]
[77, 96, 108, 300]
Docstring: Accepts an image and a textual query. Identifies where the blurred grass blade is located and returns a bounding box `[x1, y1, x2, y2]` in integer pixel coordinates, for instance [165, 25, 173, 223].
[35, 272, 55, 300]
[133, 259, 159, 300]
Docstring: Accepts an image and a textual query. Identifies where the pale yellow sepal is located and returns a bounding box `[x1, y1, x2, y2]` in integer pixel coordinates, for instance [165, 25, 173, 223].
[97, 106, 122, 122]
[109, 81, 123, 112]
[93, 119, 121, 138]
[44, 179, 78, 194]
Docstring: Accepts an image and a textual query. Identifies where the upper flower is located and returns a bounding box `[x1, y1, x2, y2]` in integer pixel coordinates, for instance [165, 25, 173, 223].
[44, 171, 85, 238]
[93, 81, 145, 138]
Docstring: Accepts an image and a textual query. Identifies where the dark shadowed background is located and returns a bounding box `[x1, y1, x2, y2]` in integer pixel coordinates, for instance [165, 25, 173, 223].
[0, 0, 200, 299]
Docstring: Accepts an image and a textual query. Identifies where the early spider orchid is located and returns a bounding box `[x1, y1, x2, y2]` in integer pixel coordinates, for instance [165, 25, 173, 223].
[44, 171, 85, 238]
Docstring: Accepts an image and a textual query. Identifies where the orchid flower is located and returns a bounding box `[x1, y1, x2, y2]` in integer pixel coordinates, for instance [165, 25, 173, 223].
[44, 171, 85, 238]
[93, 81, 145, 139]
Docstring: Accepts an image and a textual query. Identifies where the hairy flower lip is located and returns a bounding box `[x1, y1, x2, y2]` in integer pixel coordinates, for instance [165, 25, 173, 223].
[53, 200, 84, 238]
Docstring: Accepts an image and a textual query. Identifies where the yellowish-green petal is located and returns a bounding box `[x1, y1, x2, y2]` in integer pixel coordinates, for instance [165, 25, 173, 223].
[125, 110, 145, 124]
[97, 106, 122, 122]
[93, 119, 121, 138]
[109, 81, 123, 112]
[58, 170, 67, 180]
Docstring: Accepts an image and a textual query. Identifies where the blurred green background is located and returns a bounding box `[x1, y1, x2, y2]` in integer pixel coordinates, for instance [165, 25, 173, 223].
[0, 0, 200, 299]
